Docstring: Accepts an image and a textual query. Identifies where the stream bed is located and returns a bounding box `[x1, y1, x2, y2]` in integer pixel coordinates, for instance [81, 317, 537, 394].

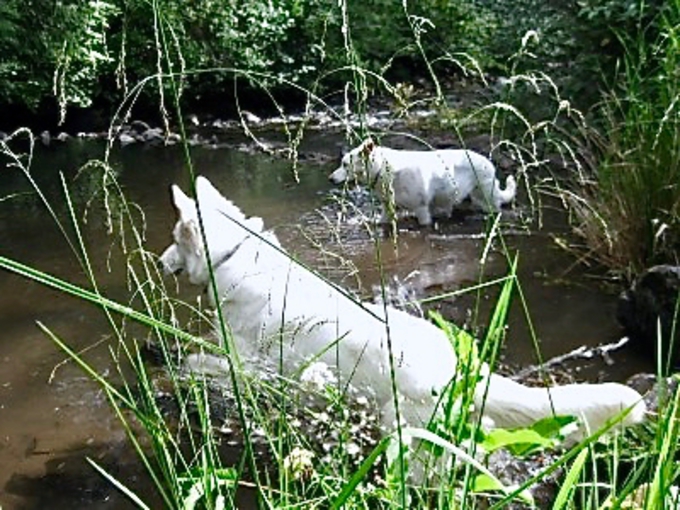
[0, 132, 652, 508]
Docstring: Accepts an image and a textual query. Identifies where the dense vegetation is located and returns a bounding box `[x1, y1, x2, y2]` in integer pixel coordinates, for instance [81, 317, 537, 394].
[0, 0, 668, 124]
[567, 1, 680, 275]
[0, 0, 496, 122]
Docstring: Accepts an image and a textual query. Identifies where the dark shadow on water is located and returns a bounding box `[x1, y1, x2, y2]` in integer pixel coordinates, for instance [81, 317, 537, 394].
[3, 439, 259, 510]
[4, 442, 155, 510]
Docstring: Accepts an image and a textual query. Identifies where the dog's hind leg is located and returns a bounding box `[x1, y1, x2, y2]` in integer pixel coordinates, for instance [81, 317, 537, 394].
[431, 196, 455, 220]
[476, 175, 517, 211]
[470, 187, 495, 213]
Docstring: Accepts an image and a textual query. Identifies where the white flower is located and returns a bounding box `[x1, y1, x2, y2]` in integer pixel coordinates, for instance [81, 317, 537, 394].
[300, 361, 337, 389]
[283, 447, 315, 481]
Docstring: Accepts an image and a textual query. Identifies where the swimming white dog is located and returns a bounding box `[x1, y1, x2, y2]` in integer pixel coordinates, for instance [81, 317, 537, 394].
[329, 139, 517, 226]
[159, 176, 645, 445]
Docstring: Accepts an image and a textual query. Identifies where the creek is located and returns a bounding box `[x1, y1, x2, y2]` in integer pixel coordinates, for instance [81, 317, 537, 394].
[0, 132, 652, 508]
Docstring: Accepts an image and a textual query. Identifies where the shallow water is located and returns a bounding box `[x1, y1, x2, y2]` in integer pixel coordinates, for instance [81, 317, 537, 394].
[0, 136, 651, 508]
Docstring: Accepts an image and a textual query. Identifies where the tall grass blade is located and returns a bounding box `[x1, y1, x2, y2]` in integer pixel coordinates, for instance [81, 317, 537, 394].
[87, 458, 152, 510]
[552, 447, 589, 510]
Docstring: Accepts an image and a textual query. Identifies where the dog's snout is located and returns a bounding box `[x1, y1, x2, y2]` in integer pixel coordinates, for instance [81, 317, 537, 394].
[158, 244, 187, 276]
[328, 167, 346, 184]
[157, 253, 183, 276]
[157, 257, 171, 275]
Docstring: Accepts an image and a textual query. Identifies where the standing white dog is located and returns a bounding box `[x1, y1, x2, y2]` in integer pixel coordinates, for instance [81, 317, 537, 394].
[329, 139, 517, 226]
[159, 176, 645, 444]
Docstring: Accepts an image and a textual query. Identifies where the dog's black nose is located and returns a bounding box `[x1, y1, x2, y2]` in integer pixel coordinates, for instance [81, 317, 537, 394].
[157, 258, 182, 276]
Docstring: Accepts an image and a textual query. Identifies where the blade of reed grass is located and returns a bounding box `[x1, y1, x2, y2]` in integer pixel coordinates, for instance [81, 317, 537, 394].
[552, 447, 589, 510]
[87, 457, 152, 510]
[330, 435, 390, 509]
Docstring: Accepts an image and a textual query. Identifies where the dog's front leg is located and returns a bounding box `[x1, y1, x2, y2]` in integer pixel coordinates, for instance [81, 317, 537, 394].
[413, 205, 432, 226]
[379, 207, 391, 224]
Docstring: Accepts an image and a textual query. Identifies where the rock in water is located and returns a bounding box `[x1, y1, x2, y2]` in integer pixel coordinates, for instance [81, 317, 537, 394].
[617, 265, 680, 369]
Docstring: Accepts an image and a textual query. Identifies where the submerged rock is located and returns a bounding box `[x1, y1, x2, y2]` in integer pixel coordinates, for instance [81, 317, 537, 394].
[617, 265, 680, 369]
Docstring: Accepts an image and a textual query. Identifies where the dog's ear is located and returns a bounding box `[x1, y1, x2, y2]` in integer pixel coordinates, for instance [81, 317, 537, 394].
[361, 138, 375, 157]
[196, 176, 246, 221]
[171, 184, 195, 220]
[245, 217, 264, 233]
[196, 176, 225, 209]
[196, 176, 219, 199]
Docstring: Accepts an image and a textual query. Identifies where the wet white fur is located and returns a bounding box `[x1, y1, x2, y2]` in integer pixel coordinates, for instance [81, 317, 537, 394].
[329, 140, 517, 225]
[160, 176, 645, 444]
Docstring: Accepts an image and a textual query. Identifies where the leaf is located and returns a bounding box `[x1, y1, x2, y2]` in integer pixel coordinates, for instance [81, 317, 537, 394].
[481, 415, 579, 456]
[472, 474, 535, 506]
[473, 473, 507, 492]
[481, 428, 556, 454]
[331, 436, 391, 509]
[531, 415, 577, 438]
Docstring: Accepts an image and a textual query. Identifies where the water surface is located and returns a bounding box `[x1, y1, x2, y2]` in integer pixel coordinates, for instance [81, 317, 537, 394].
[0, 137, 650, 508]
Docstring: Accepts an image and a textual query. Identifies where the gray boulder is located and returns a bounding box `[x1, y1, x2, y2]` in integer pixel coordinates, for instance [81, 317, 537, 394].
[617, 265, 680, 369]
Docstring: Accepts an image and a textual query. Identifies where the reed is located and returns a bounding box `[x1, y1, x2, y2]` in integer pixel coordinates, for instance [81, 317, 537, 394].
[566, 2, 680, 275]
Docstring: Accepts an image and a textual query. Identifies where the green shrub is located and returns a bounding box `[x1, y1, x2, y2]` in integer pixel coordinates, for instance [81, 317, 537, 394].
[0, 0, 501, 116]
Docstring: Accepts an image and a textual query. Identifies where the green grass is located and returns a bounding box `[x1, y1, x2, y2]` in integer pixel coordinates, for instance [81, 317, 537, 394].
[565, 1, 680, 276]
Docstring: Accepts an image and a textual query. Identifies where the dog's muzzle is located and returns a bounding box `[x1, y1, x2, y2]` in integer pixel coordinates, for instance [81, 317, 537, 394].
[157, 257, 183, 276]
[328, 166, 347, 184]
[158, 245, 185, 276]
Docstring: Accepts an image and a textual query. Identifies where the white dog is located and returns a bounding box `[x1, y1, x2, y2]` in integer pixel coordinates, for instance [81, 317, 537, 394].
[159, 176, 645, 445]
[329, 139, 517, 226]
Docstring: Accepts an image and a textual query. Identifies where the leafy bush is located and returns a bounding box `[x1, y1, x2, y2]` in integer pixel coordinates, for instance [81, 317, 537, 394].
[335, 1, 498, 74]
[0, 0, 500, 118]
[53, 0, 119, 120]
[0, 1, 58, 109]
[0, 0, 118, 115]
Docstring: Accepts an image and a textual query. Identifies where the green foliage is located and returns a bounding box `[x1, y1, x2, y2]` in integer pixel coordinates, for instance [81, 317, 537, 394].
[118, 0, 332, 88]
[481, 416, 573, 457]
[53, 0, 119, 120]
[336, 1, 498, 74]
[476, 0, 666, 105]
[568, 1, 680, 273]
[0, 0, 55, 108]
[0, 0, 118, 113]
[0, 0, 672, 120]
[0, 0, 500, 116]
[577, 0, 667, 36]
[111, 0, 499, 104]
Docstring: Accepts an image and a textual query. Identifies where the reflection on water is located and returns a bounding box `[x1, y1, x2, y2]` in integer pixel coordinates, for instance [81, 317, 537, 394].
[0, 138, 651, 508]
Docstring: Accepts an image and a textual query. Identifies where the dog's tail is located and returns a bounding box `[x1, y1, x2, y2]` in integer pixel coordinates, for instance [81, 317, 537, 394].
[475, 374, 647, 445]
[497, 175, 517, 205]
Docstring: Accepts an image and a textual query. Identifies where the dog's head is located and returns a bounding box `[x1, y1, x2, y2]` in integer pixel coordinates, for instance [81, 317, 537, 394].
[159, 176, 263, 286]
[328, 138, 376, 184]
